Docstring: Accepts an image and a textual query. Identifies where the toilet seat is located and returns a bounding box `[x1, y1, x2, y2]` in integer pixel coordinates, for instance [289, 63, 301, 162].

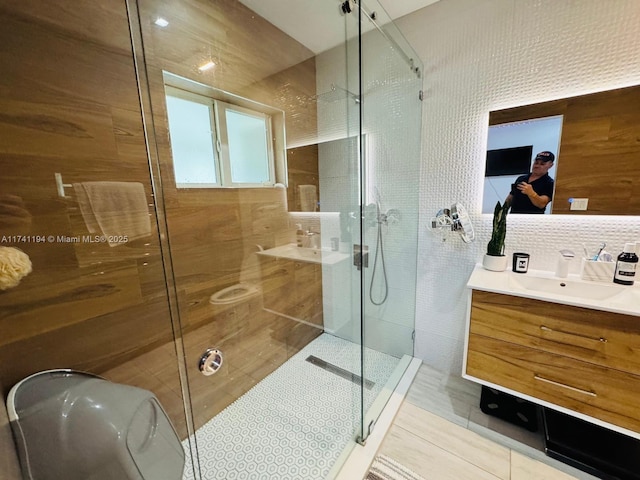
[209, 283, 261, 305]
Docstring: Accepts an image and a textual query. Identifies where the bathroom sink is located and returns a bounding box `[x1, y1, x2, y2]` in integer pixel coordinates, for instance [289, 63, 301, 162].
[257, 244, 349, 265]
[467, 265, 640, 316]
[508, 274, 625, 301]
[294, 246, 323, 259]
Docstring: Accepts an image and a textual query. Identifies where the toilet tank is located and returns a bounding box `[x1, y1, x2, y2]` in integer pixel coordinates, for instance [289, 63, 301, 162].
[7, 369, 185, 480]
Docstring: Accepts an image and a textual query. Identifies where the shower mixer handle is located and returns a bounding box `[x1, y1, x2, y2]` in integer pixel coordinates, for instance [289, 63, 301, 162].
[353, 244, 369, 270]
[384, 208, 401, 225]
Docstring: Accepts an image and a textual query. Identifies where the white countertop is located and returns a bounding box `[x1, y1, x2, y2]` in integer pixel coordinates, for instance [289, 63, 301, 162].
[467, 264, 640, 317]
[257, 243, 350, 266]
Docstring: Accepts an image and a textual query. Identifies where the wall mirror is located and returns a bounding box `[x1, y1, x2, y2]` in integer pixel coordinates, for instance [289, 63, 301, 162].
[287, 136, 359, 212]
[482, 84, 640, 216]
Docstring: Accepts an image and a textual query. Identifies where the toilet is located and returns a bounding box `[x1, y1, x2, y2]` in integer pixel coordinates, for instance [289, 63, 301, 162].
[209, 283, 261, 305]
[209, 251, 262, 305]
[7, 369, 184, 480]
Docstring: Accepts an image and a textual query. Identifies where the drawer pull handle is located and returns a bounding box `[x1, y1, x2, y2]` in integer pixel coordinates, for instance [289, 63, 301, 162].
[534, 374, 597, 397]
[539, 325, 607, 343]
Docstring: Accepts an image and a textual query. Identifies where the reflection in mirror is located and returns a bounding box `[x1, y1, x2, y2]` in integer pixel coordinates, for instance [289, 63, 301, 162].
[286, 143, 319, 212]
[287, 136, 359, 213]
[484, 84, 640, 216]
[483, 116, 562, 214]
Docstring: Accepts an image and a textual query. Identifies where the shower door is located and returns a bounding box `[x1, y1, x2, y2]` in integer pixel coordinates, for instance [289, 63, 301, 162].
[357, 0, 424, 442]
[313, 0, 424, 446]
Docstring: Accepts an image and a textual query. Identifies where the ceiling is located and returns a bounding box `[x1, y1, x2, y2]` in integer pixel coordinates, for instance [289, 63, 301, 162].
[238, 0, 440, 54]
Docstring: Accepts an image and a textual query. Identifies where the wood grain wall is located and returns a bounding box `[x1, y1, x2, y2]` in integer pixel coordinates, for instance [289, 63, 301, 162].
[0, 0, 324, 447]
[489, 85, 640, 215]
[0, 0, 179, 401]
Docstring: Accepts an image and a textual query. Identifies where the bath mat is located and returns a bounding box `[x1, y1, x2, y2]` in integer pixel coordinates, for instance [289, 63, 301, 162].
[366, 454, 427, 480]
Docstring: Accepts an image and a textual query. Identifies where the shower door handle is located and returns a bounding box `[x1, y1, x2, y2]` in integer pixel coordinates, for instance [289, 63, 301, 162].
[199, 348, 223, 376]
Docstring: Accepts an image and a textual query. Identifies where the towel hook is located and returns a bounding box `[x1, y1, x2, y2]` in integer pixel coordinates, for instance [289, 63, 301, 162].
[54, 173, 72, 198]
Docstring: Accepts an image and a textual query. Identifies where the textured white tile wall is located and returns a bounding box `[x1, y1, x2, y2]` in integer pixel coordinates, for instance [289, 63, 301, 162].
[396, 0, 640, 373]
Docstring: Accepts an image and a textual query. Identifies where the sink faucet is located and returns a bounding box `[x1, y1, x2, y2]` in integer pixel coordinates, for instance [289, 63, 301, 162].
[556, 249, 575, 278]
[307, 231, 321, 249]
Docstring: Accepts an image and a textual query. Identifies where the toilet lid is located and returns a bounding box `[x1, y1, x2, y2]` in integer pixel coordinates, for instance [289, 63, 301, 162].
[7, 369, 100, 422]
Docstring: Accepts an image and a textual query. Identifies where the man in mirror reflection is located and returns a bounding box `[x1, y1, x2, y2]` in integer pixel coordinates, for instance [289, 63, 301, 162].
[505, 151, 555, 214]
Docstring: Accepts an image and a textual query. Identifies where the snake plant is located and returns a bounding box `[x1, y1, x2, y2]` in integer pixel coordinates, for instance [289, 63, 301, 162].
[487, 201, 509, 256]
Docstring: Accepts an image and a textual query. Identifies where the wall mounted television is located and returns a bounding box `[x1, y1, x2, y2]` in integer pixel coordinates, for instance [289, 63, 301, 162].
[485, 145, 533, 177]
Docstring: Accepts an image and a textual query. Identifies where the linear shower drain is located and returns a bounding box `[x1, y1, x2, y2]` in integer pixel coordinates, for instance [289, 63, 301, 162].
[305, 355, 375, 390]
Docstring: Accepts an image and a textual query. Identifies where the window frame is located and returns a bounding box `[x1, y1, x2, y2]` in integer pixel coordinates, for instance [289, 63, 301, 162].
[214, 100, 276, 188]
[163, 73, 286, 190]
[165, 86, 222, 188]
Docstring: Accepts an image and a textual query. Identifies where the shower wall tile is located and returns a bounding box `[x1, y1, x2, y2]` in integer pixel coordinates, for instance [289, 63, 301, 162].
[364, 317, 414, 359]
[364, 286, 416, 329]
[397, 0, 640, 373]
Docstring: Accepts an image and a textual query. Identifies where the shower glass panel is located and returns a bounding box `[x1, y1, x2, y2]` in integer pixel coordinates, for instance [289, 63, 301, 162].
[358, 0, 423, 441]
[0, 0, 192, 477]
[128, 0, 368, 477]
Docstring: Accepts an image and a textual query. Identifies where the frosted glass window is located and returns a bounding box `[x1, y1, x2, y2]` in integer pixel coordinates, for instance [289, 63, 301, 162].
[226, 109, 270, 184]
[165, 95, 218, 186]
[164, 82, 279, 188]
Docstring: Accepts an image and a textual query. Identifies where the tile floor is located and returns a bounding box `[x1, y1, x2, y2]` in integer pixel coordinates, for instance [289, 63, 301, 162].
[183, 333, 400, 480]
[375, 364, 599, 480]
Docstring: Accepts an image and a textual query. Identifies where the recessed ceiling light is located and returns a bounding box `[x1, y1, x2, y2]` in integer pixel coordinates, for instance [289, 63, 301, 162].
[198, 61, 216, 72]
[154, 17, 169, 27]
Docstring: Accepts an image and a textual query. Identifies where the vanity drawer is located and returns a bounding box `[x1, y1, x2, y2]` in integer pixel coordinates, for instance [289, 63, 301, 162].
[467, 334, 640, 434]
[470, 290, 640, 375]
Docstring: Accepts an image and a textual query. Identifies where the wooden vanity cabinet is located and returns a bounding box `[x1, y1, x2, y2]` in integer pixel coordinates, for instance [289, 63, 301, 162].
[465, 290, 640, 436]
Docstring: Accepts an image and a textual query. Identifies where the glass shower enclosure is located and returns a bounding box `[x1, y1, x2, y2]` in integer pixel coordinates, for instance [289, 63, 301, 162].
[127, 0, 423, 477]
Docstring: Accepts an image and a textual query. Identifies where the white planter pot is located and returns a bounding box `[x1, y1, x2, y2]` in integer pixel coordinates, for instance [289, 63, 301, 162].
[483, 253, 508, 272]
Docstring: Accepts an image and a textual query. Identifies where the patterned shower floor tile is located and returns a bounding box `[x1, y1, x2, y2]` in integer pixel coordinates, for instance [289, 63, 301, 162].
[183, 333, 400, 480]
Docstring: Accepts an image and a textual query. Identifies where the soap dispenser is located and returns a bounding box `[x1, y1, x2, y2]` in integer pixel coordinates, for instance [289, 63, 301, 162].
[295, 224, 304, 247]
[613, 243, 638, 285]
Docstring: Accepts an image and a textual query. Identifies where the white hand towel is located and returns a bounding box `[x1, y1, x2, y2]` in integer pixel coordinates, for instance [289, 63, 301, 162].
[298, 185, 318, 212]
[73, 182, 151, 247]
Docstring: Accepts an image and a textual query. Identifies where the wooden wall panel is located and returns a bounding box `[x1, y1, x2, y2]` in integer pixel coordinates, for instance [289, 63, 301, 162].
[488, 85, 640, 215]
[0, 1, 176, 401]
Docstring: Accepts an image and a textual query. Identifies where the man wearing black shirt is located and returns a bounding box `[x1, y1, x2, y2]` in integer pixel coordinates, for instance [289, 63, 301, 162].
[506, 151, 555, 214]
